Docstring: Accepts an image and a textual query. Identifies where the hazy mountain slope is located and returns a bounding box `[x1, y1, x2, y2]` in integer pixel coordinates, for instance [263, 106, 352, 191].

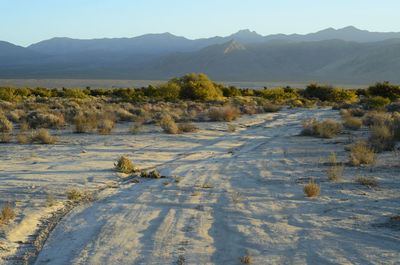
[132, 39, 366, 81]
[26, 26, 400, 57]
[264, 26, 400, 43]
[0, 41, 44, 66]
[313, 39, 400, 82]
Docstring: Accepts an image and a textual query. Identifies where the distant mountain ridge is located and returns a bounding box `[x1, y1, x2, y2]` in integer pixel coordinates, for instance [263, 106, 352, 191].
[1, 26, 400, 84]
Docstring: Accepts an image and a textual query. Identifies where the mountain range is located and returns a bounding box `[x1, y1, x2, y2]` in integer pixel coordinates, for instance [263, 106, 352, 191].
[1, 26, 400, 84]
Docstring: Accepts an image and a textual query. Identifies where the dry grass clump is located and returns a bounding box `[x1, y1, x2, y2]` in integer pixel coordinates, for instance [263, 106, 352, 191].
[326, 165, 344, 182]
[301, 118, 342, 138]
[0, 132, 11, 143]
[303, 178, 321, 197]
[114, 156, 138, 174]
[6, 109, 25, 122]
[30, 128, 57, 144]
[349, 141, 376, 166]
[343, 116, 362, 130]
[0, 114, 13, 133]
[369, 125, 395, 152]
[129, 119, 143, 134]
[178, 122, 197, 133]
[160, 114, 179, 134]
[355, 175, 378, 188]
[140, 170, 161, 178]
[325, 152, 343, 181]
[362, 111, 391, 127]
[25, 111, 65, 129]
[66, 189, 84, 201]
[97, 119, 115, 134]
[73, 113, 98, 133]
[238, 250, 252, 264]
[0, 203, 15, 225]
[208, 106, 241, 121]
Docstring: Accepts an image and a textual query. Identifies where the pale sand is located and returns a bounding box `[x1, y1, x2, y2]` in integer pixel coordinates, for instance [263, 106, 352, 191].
[0, 108, 399, 264]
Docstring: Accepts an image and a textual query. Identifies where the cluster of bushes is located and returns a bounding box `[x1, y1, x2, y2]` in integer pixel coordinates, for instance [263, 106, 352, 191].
[1, 76, 399, 112]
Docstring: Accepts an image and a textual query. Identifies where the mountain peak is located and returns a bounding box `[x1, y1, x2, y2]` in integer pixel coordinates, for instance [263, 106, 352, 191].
[224, 40, 246, 54]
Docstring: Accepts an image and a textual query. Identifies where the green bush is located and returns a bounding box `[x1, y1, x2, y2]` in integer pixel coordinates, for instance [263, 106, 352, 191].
[362, 96, 391, 110]
[258, 87, 298, 102]
[177, 73, 223, 100]
[368, 81, 400, 101]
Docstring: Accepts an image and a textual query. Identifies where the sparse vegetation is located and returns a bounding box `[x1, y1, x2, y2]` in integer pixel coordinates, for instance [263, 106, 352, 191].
[238, 250, 252, 264]
[140, 170, 161, 179]
[46, 194, 57, 207]
[303, 178, 321, 197]
[355, 175, 378, 188]
[0, 203, 15, 225]
[66, 189, 84, 201]
[209, 106, 241, 121]
[30, 128, 57, 144]
[343, 116, 362, 130]
[231, 191, 244, 204]
[301, 119, 342, 138]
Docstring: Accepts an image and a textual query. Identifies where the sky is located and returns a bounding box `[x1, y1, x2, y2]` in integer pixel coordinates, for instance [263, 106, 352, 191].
[1, 0, 400, 47]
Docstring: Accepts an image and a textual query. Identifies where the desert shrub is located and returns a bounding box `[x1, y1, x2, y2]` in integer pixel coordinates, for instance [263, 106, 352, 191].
[362, 111, 391, 127]
[97, 119, 115, 134]
[343, 116, 362, 130]
[348, 108, 364, 117]
[208, 106, 241, 122]
[368, 125, 395, 152]
[24, 111, 65, 129]
[362, 96, 391, 110]
[368, 81, 400, 101]
[238, 250, 252, 264]
[73, 113, 98, 133]
[17, 131, 30, 144]
[30, 128, 57, 144]
[0, 203, 15, 224]
[303, 178, 321, 197]
[154, 82, 181, 100]
[46, 194, 57, 207]
[130, 120, 143, 134]
[259, 87, 298, 102]
[0, 132, 11, 143]
[0, 87, 19, 101]
[349, 141, 375, 166]
[66, 189, 84, 201]
[221, 86, 241, 97]
[178, 123, 197, 132]
[328, 88, 357, 103]
[31, 87, 52, 98]
[0, 114, 13, 132]
[325, 152, 344, 181]
[6, 109, 25, 122]
[160, 114, 180, 134]
[114, 156, 137, 174]
[393, 112, 400, 140]
[263, 103, 279, 112]
[355, 175, 378, 188]
[303, 83, 333, 101]
[60, 88, 89, 99]
[177, 73, 223, 100]
[301, 119, 342, 138]
[326, 164, 344, 181]
[140, 170, 161, 178]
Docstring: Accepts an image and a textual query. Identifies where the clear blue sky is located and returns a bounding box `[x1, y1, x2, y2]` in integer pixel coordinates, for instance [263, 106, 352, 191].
[1, 0, 399, 47]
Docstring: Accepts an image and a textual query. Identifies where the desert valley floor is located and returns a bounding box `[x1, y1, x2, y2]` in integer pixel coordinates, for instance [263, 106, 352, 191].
[0, 107, 399, 264]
